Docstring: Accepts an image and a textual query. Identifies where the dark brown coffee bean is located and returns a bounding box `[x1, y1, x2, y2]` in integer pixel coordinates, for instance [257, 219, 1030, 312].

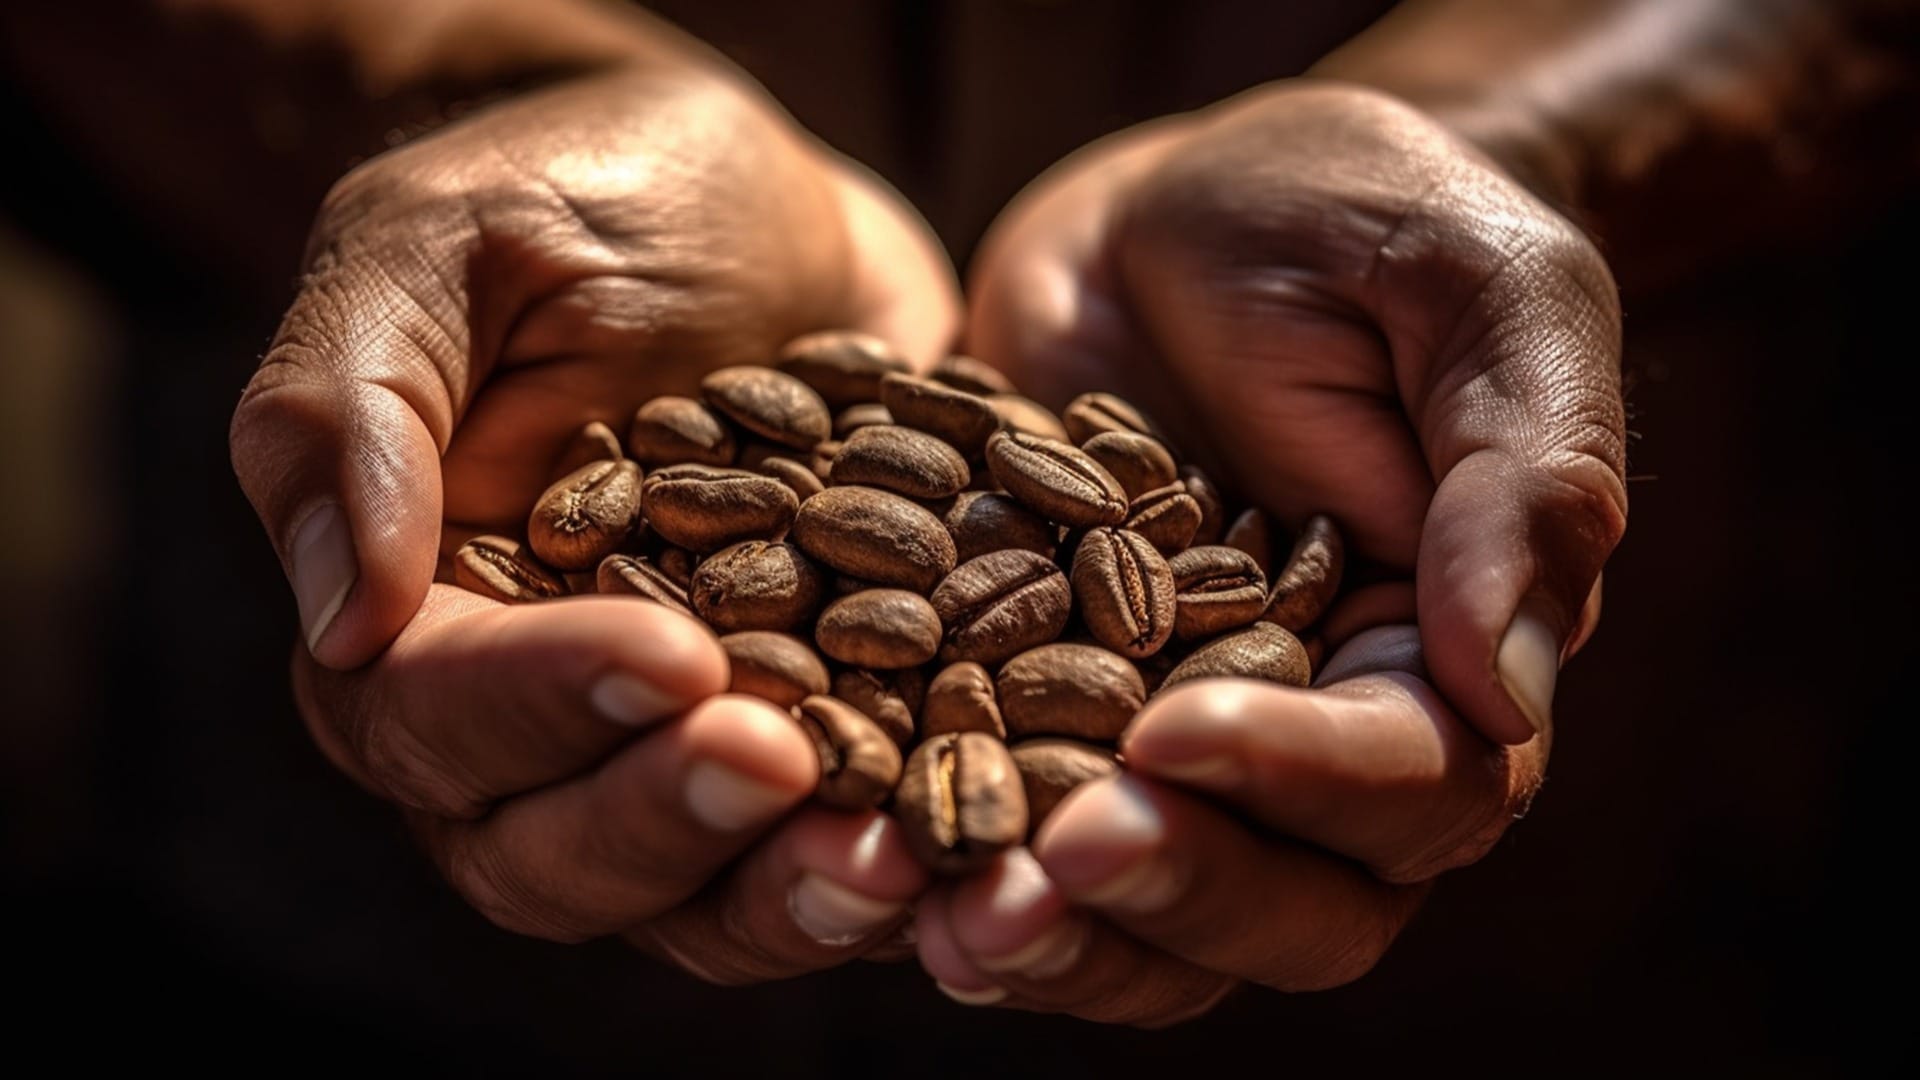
[1062, 392, 1159, 445]
[597, 553, 694, 617]
[527, 459, 644, 570]
[700, 365, 831, 450]
[930, 353, 1016, 396]
[1168, 545, 1268, 639]
[776, 330, 910, 409]
[654, 545, 697, 588]
[985, 430, 1129, 529]
[832, 668, 923, 747]
[454, 536, 567, 603]
[986, 393, 1070, 442]
[1223, 507, 1275, 579]
[1070, 528, 1175, 658]
[720, 631, 830, 708]
[922, 662, 1006, 738]
[1010, 738, 1119, 828]
[791, 486, 957, 593]
[879, 373, 1000, 457]
[930, 550, 1072, 665]
[757, 455, 825, 500]
[895, 732, 1028, 875]
[1081, 431, 1177, 500]
[937, 491, 1057, 564]
[795, 695, 904, 809]
[1180, 465, 1229, 546]
[998, 643, 1146, 740]
[809, 439, 843, 481]
[815, 589, 942, 669]
[549, 420, 624, 481]
[829, 425, 971, 499]
[627, 396, 737, 467]
[689, 540, 825, 633]
[833, 402, 894, 438]
[642, 465, 799, 553]
[1263, 514, 1346, 632]
[1161, 622, 1311, 690]
[1124, 483, 1203, 554]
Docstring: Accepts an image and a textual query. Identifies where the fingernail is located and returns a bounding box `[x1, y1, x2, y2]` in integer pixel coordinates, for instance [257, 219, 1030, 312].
[1497, 599, 1561, 736]
[684, 761, 799, 831]
[977, 919, 1088, 979]
[290, 503, 355, 653]
[789, 872, 903, 947]
[590, 672, 683, 728]
[1143, 754, 1244, 787]
[936, 981, 1008, 1006]
[1039, 777, 1182, 914]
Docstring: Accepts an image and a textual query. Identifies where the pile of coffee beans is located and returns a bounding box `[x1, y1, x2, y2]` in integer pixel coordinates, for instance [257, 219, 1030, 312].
[452, 331, 1344, 874]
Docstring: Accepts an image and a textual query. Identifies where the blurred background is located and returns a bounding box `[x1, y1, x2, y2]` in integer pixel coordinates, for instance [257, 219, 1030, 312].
[0, 1, 1904, 1072]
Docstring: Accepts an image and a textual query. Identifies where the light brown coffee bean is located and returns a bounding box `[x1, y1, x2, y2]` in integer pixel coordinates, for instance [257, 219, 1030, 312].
[700, 365, 831, 450]
[1062, 392, 1159, 445]
[597, 553, 694, 617]
[1010, 738, 1120, 828]
[1263, 514, 1346, 632]
[1124, 483, 1203, 554]
[930, 550, 1072, 665]
[549, 420, 624, 481]
[998, 643, 1146, 740]
[895, 732, 1028, 875]
[815, 589, 942, 669]
[720, 631, 830, 708]
[689, 540, 826, 633]
[985, 430, 1129, 529]
[832, 668, 923, 747]
[1081, 431, 1177, 501]
[454, 536, 567, 603]
[776, 330, 910, 409]
[641, 465, 799, 553]
[1070, 528, 1176, 658]
[930, 354, 1016, 396]
[1168, 545, 1268, 639]
[795, 695, 904, 809]
[922, 662, 1006, 738]
[757, 455, 825, 500]
[1161, 622, 1311, 690]
[527, 459, 644, 571]
[879, 373, 1001, 457]
[791, 485, 957, 593]
[1180, 465, 1229, 546]
[986, 393, 1070, 442]
[937, 491, 1057, 564]
[833, 402, 894, 438]
[829, 425, 971, 499]
[627, 396, 737, 467]
[1223, 507, 1275, 579]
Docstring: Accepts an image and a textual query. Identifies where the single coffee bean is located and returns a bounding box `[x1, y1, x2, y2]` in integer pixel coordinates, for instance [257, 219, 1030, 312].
[930, 549, 1073, 665]
[937, 491, 1057, 564]
[930, 353, 1016, 396]
[833, 402, 894, 438]
[1263, 514, 1346, 632]
[1223, 507, 1275, 579]
[627, 396, 737, 467]
[1124, 483, 1203, 554]
[985, 430, 1129, 528]
[654, 545, 697, 588]
[809, 438, 843, 481]
[700, 365, 831, 450]
[998, 643, 1146, 740]
[895, 732, 1028, 875]
[776, 330, 910, 409]
[757, 455, 825, 500]
[549, 420, 624, 481]
[795, 694, 904, 809]
[642, 464, 799, 553]
[1010, 738, 1120, 828]
[791, 485, 957, 593]
[815, 588, 942, 669]
[689, 540, 826, 633]
[1168, 545, 1268, 639]
[1179, 465, 1229, 546]
[986, 393, 1070, 442]
[1070, 527, 1176, 658]
[829, 424, 971, 499]
[1161, 622, 1311, 690]
[832, 668, 923, 746]
[527, 459, 644, 571]
[1081, 430, 1178, 501]
[720, 631, 830, 708]
[1062, 391, 1159, 445]
[734, 440, 788, 470]
[454, 535, 567, 603]
[922, 661, 1006, 738]
[879, 373, 1000, 457]
[597, 553, 694, 616]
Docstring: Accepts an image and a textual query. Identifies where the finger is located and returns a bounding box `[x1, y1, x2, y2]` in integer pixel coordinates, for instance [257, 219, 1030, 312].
[1034, 775, 1427, 991]
[417, 694, 816, 942]
[292, 584, 728, 818]
[828, 161, 963, 369]
[630, 809, 928, 984]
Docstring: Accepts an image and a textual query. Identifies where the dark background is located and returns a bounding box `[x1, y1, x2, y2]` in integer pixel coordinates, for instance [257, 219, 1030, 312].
[0, 1, 1901, 1073]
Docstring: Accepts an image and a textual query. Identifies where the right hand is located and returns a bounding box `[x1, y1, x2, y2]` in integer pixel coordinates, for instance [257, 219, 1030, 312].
[230, 60, 956, 978]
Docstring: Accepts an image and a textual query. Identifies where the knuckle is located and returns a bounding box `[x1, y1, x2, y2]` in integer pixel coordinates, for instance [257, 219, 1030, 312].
[1269, 904, 1403, 992]
[439, 833, 588, 944]
[355, 713, 492, 820]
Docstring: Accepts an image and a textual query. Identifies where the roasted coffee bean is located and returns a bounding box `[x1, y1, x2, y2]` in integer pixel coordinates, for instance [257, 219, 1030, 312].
[829, 425, 970, 499]
[985, 430, 1129, 528]
[454, 535, 567, 603]
[791, 486, 957, 593]
[937, 491, 1057, 564]
[795, 695, 904, 809]
[998, 643, 1146, 740]
[1070, 528, 1176, 658]
[641, 464, 799, 552]
[930, 550, 1072, 665]
[721, 631, 830, 707]
[1062, 391, 1159, 445]
[987, 393, 1070, 442]
[833, 668, 923, 746]
[757, 455, 825, 500]
[1223, 507, 1275, 579]
[879, 373, 1000, 457]
[689, 540, 826, 633]
[563, 570, 599, 595]
[1010, 738, 1120, 827]
[895, 732, 1028, 875]
[930, 353, 1016, 396]
[550, 420, 624, 480]
[776, 330, 910, 408]
[833, 402, 894, 438]
[1263, 514, 1346, 632]
[1161, 622, 1311, 690]
[1168, 545, 1268, 639]
[922, 662, 1006, 738]
[1081, 431, 1177, 500]
[597, 553, 694, 616]
[1124, 483, 1203, 554]
[654, 545, 697, 588]
[627, 396, 737, 467]
[527, 459, 644, 570]
[1180, 465, 1229, 546]
[809, 439, 843, 481]
[815, 588, 942, 669]
[700, 365, 831, 450]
